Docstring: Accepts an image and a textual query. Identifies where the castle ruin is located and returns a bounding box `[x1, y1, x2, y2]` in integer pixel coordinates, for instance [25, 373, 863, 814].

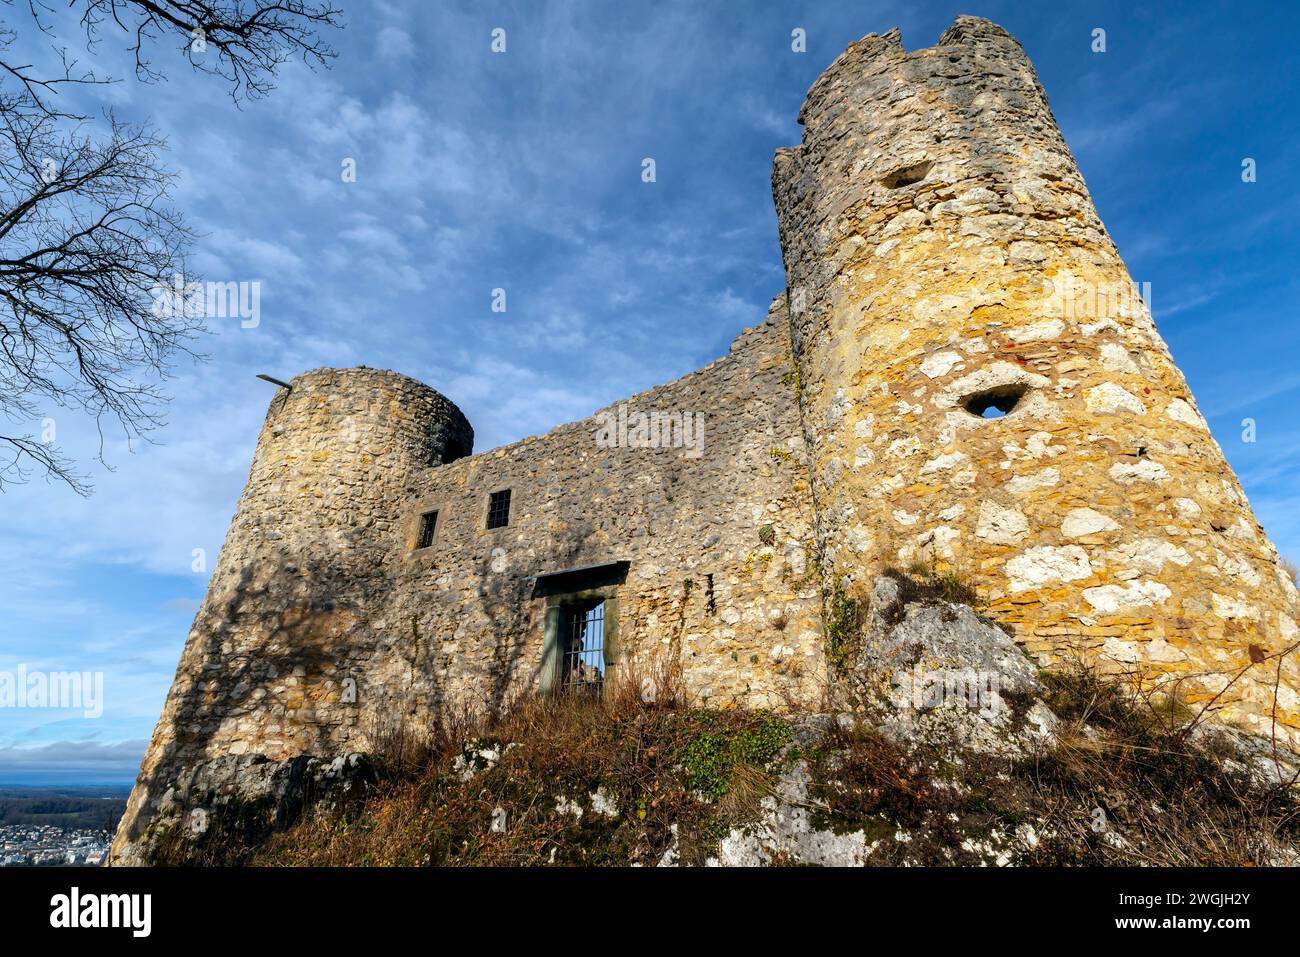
[110, 16, 1300, 864]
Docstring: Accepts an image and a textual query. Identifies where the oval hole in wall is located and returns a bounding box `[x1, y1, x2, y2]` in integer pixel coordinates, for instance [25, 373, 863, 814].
[880, 160, 933, 189]
[963, 384, 1028, 420]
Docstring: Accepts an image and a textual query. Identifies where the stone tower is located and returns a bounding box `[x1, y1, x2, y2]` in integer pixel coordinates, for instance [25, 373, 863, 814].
[773, 16, 1299, 737]
[110, 368, 472, 862]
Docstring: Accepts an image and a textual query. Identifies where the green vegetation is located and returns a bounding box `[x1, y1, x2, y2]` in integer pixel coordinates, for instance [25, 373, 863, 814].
[825, 576, 862, 672]
[680, 713, 792, 800]
[781, 353, 803, 401]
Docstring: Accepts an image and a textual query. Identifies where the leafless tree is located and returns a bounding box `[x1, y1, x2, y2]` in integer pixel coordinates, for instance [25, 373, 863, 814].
[0, 1, 342, 492]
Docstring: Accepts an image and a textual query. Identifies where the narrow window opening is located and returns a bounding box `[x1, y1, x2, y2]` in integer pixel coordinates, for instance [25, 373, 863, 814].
[880, 159, 932, 189]
[486, 489, 512, 529]
[963, 384, 1028, 420]
[416, 511, 438, 549]
[560, 600, 605, 694]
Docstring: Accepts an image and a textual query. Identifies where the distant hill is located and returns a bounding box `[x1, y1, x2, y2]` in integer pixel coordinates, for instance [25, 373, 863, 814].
[0, 786, 129, 831]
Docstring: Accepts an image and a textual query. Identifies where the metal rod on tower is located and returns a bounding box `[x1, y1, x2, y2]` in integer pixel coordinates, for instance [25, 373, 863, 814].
[256, 374, 293, 391]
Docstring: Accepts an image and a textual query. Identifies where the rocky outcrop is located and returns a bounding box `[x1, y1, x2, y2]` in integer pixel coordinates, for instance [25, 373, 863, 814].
[114, 752, 373, 866]
[671, 578, 1298, 867]
[853, 574, 1057, 755]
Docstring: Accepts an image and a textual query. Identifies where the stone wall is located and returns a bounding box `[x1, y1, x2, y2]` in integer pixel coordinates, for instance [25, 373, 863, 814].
[396, 299, 824, 714]
[772, 16, 1300, 743]
[111, 300, 826, 864]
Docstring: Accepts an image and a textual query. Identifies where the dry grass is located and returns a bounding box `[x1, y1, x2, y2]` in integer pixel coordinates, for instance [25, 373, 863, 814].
[252, 667, 798, 866]
[1015, 667, 1300, 864]
[158, 658, 1299, 867]
[886, 563, 981, 609]
[802, 663, 1300, 866]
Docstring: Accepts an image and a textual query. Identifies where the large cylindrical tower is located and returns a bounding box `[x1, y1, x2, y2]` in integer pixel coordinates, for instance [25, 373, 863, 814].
[773, 18, 1299, 743]
[111, 367, 471, 863]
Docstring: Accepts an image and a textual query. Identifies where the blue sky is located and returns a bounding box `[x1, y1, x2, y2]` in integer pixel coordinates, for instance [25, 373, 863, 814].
[0, 0, 1297, 785]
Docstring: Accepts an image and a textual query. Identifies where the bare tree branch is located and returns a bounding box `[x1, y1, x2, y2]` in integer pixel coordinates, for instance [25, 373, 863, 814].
[76, 0, 343, 102]
[0, 109, 201, 494]
[0, 14, 111, 119]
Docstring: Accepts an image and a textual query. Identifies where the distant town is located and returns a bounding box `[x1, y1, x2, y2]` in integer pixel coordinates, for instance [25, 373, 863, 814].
[1, 823, 111, 866]
[0, 786, 128, 867]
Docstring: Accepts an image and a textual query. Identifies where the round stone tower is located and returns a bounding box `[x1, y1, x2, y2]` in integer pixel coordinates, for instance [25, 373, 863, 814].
[773, 17, 1299, 742]
[111, 367, 471, 863]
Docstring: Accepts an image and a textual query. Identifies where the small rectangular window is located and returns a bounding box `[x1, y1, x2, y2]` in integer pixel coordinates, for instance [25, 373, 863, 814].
[416, 511, 438, 549]
[486, 489, 511, 529]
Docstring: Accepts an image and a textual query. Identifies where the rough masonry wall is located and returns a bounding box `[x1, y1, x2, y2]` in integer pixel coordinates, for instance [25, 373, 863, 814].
[111, 301, 825, 863]
[772, 17, 1300, 744]
[395, 298, 823, 714]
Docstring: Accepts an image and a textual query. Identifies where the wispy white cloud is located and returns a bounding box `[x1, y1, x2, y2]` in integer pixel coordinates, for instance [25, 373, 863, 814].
[375, 25, 415, 62]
